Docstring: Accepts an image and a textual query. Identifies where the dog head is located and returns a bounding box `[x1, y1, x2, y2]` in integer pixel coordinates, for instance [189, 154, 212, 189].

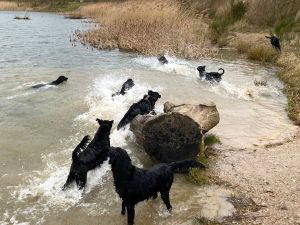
[197, 66, 206, 72]
[124, 78, 135, 90]
[197, 66, 206, 78]
[126, 78, 134, 85]
[55, 75, 68, 84]
[158, 55, 168, 64]
[108, 147, 131, 166]
[147, 90, 161, 100]
[96, 119, 114, 131]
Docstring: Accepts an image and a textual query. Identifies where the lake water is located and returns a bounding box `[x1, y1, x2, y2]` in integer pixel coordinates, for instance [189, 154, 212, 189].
[0, 11, 297, 225]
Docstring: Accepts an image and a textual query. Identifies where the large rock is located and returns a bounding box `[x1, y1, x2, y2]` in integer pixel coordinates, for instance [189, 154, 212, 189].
[130, 102, 220, 163]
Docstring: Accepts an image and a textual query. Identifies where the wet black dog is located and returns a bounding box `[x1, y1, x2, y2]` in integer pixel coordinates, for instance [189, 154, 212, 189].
[62, 119, 113, 190]
[31, 75, 68, 88]
[108, 147, 205, 225]
[112, 79, 135, 97]
[265, 35, 281, 52]
[197, 66, 224, 82]
[117, 90, 161, 130]
[158, 55, 168, 64]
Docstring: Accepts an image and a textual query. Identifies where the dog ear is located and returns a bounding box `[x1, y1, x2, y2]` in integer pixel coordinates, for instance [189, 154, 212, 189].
[148, 90, 154, 95]
[109, 120, 114, 125]
[96, 118, 103, 125]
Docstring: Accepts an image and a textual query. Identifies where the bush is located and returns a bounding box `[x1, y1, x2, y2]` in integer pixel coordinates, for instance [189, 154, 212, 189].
[247, 46, 279, 63]
[204, 133, 221, 146]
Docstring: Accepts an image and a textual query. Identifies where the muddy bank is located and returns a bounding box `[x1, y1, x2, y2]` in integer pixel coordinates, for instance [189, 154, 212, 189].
[214, 131, 300, 225]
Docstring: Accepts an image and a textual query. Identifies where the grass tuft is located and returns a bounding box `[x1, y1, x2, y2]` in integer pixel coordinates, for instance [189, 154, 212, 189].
[204, 133, 221, 146]
[187, 133, 220, 185]
[194, 217, 221, 225]
[247, 45, 279, 63]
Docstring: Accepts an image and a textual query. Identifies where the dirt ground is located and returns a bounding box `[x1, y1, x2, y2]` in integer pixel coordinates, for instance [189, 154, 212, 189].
[214, 129, 300, 225]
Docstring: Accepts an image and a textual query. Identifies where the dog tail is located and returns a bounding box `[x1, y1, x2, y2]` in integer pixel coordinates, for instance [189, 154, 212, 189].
[218, 68, 225, 75]
[169, 160, 206, 173]
[72, 135, 90, 161]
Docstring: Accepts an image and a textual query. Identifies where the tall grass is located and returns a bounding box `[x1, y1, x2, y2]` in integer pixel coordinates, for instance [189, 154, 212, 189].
[208, 0, 247, 44]
[277, 54, 300, 124]
[246, 0, 300, 27]
[78, 0, 213, 58]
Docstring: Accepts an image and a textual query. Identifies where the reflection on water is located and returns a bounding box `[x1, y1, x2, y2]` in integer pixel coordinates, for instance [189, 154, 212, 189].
[0, 11, 297, 225]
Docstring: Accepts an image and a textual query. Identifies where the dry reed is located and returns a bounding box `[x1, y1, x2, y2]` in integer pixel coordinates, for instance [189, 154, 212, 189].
[0, 1, 23, 10]
[246, 0, 300, 26]
[77, 0, 214, 58]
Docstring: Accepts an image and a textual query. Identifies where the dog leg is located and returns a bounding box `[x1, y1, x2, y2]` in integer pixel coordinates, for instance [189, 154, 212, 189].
[126, 205, 135, 225]
[160, 191, 172, 212]
[121, 201, 126, 215]
[62, 170, 75, 190]
[152, 192, 158, 199]
[77, 173, 87, 190]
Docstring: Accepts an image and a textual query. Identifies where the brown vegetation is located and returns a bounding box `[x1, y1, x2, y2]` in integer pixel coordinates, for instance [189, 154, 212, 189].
[77, 0, 214, 58]
[0, 1, 25, 10]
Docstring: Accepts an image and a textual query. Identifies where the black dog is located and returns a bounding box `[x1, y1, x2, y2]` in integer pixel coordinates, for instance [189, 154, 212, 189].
[265, 35, 281, 52]
[112, 79, 135, 97]
[158, 55, 168, 64]
[197, 66, 224, 82]
[31, 75, 68, 88]
[117, 90, 161, 130]
[108, 147, 205, 225]
[62, 119, 113, 190]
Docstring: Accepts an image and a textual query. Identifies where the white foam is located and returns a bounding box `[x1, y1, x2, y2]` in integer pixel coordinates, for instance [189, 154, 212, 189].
[8, 74, 163, 223]
[5, 82, 58, 100]
[75, 74, 164, 147]
[135, 55, 196, 77]
[135, 55, 283, 101]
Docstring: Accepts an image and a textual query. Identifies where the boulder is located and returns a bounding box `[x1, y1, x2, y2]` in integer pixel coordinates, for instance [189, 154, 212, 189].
[130, 101, 220, 163]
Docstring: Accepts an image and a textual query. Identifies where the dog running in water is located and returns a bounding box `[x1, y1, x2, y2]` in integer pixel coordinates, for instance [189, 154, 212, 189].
[197, 66, 225, 82]
[112, 78, 135, 97]
[108, 147, 205, 225]
[117, 90, 161, 130]
[62, 119, 113, 190]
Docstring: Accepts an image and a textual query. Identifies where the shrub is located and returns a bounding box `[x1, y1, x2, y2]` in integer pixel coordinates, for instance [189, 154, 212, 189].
[247, 45, 279, 63]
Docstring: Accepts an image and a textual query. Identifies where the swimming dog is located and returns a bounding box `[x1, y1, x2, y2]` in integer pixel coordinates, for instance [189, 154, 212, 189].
[112, 79, 135, 97]
[197, 66, 224, 82]
[31, 75, 68, 88]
